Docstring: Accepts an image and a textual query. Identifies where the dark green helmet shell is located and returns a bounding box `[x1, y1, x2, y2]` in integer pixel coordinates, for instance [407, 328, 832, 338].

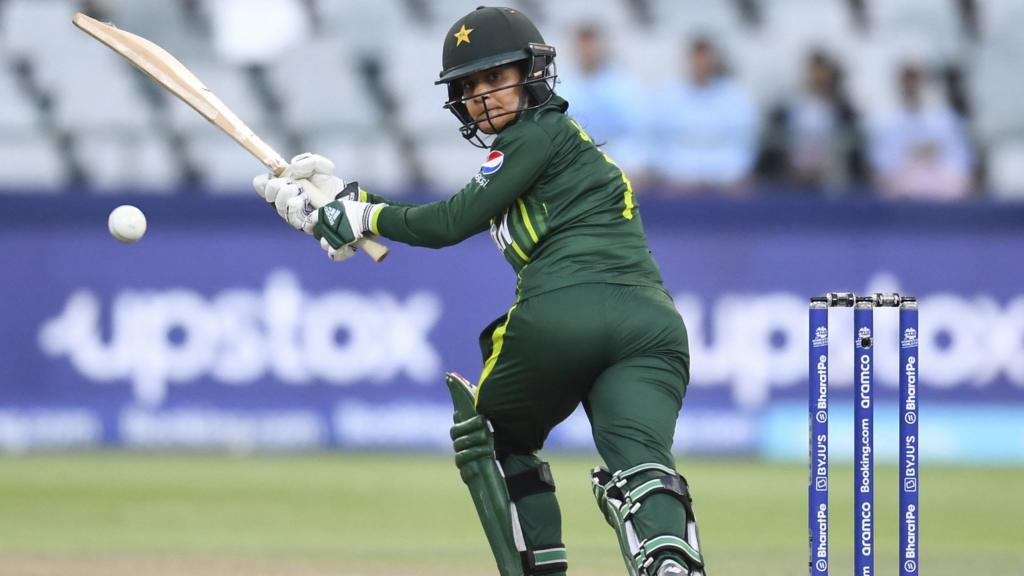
[437, 6, 545, 84]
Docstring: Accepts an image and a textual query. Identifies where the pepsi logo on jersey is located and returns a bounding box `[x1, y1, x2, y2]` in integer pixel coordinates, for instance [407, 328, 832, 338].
[481, 151, 504, 175]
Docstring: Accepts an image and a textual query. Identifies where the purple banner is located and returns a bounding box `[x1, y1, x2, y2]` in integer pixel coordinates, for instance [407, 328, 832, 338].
[2, 196, 1023, 460]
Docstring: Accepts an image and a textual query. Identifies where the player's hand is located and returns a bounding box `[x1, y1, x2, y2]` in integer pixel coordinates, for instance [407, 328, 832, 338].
[287, 153, 345, 197]
[315, 198, 383, 250]
[251, 153, 347, 235]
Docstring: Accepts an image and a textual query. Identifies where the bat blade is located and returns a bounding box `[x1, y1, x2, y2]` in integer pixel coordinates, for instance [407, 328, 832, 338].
[72, 12, 389, 262]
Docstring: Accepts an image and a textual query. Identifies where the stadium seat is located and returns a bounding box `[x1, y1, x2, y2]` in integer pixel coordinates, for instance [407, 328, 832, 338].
[0, 133, 67, 190]
[987, 139, 1024, 200]
[75, 133, 180, 191]
[762, 0, 858, 51]
[266, 38, 381, 133]
[648, 0, 743, 40]
[378, 31, 453, 136]
[976, 0, 1024, 48]
[533, 0, 639, 32]
[163, 61, 269, 135]
[306, 132, 413, 196]
[0, 60, 40, 132]
[967, 46, 1024, 142]
[115, 0, 212, 60]
[425, 0, 507, 27]
[865, 0, 963, 63]
[753, 0, 860, 105]
[1, 0, 77, 61]
[315, 0, 415, 54]
[843, 38, 920, 123]
[201, 0, 311, 65]
[185, 127, 288, 193]
[414, 133, 493, 195]
[47, 56, 154, 133]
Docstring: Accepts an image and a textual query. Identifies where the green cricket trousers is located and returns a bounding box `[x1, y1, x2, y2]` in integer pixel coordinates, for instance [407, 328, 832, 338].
[474, 282, 691, 574]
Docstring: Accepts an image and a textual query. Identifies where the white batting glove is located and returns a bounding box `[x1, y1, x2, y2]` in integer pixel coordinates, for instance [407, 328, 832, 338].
[251, 153, 348, 235]
[288, 153, 344, 196]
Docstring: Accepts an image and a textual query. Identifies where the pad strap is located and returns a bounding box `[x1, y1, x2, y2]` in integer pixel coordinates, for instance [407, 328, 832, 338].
[522, 544, 569, 575]
[634, 534, 705, 572]
[505, 462, 556, 502]
[622, 473, 690, 520]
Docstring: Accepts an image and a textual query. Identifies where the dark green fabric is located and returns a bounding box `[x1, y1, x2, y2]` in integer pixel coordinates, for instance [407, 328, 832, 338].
[474, 283, 690, 570]
[375, 95, 664, 301]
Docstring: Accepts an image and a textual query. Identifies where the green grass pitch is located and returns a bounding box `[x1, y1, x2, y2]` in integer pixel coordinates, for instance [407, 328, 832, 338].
[0, 454, 1021, 575]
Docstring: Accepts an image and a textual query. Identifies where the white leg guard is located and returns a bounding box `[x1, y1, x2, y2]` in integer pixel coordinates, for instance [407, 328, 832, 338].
[592, 463, 706, 576]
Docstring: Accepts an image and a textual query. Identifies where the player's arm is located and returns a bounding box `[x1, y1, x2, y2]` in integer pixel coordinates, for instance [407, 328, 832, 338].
[321, 123, 554, 250]
[356, 189, 418, 209]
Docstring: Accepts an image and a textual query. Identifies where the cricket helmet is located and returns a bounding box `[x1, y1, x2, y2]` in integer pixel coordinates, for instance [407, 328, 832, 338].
[436, 6, 557, 147]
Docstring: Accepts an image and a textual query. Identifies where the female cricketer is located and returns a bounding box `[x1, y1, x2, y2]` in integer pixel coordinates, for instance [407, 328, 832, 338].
[253, 7, 706, 576]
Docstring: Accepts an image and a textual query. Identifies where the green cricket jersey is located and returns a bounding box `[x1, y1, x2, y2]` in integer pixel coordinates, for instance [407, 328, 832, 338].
[368, 95, 665, 301]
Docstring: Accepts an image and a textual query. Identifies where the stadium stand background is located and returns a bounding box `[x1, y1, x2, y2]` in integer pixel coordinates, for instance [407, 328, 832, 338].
[0, 0, 1022, 200]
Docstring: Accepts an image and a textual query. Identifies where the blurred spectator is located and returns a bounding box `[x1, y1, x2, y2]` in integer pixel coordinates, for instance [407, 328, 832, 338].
[760, 50, 866, 192]
[556, 24, 645, 177]
[652, 37, 757, 195]
[869, 63, 974, 201]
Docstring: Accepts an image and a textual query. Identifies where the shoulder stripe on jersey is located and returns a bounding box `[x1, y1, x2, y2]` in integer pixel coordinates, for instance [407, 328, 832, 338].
[569, 118, 592, 143]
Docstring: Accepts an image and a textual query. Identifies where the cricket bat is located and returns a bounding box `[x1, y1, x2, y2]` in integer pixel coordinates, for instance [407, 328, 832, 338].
[72, 12, 389, 262]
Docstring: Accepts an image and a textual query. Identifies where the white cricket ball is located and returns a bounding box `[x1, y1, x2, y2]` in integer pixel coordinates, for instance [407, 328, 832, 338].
[108, 204, 147, 244]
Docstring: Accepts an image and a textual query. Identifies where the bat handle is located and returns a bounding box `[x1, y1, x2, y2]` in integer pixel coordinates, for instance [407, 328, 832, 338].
[275, 166, 390, 263]
[353, 234, 390, 262]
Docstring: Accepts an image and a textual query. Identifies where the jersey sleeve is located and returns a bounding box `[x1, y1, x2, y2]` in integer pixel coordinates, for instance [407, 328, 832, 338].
[358, 188, 418, 209]
[372, 122, 554, 248]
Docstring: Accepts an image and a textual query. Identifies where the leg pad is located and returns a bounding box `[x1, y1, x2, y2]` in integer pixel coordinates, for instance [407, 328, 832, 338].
[447, 372, 570, 576]
[592, 463, 706, 575]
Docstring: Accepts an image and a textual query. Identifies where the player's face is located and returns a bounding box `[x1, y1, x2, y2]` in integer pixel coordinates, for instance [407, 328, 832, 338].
[460, 64, 524, 134]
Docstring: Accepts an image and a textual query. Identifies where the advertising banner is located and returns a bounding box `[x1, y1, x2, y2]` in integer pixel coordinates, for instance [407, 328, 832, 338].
[2, 197, 1022, 462]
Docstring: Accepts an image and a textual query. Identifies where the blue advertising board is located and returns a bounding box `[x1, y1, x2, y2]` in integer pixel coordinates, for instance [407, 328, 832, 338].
[2, 195, 1023, 463]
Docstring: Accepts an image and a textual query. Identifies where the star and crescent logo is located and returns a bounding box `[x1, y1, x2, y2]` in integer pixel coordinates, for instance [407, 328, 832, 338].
[454, 24, 473, 46]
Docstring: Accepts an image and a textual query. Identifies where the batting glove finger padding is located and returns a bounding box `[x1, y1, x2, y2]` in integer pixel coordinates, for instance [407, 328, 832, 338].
[289, 152, 335, 179]
[272, 179, 302, 219]
[266, 177, 293, 206]
[285, 194, 318, 235]
[252, 173, 271, 201]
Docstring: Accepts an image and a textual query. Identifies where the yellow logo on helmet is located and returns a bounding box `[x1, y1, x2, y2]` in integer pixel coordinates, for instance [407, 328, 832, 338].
[454, 24, 473, 46]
